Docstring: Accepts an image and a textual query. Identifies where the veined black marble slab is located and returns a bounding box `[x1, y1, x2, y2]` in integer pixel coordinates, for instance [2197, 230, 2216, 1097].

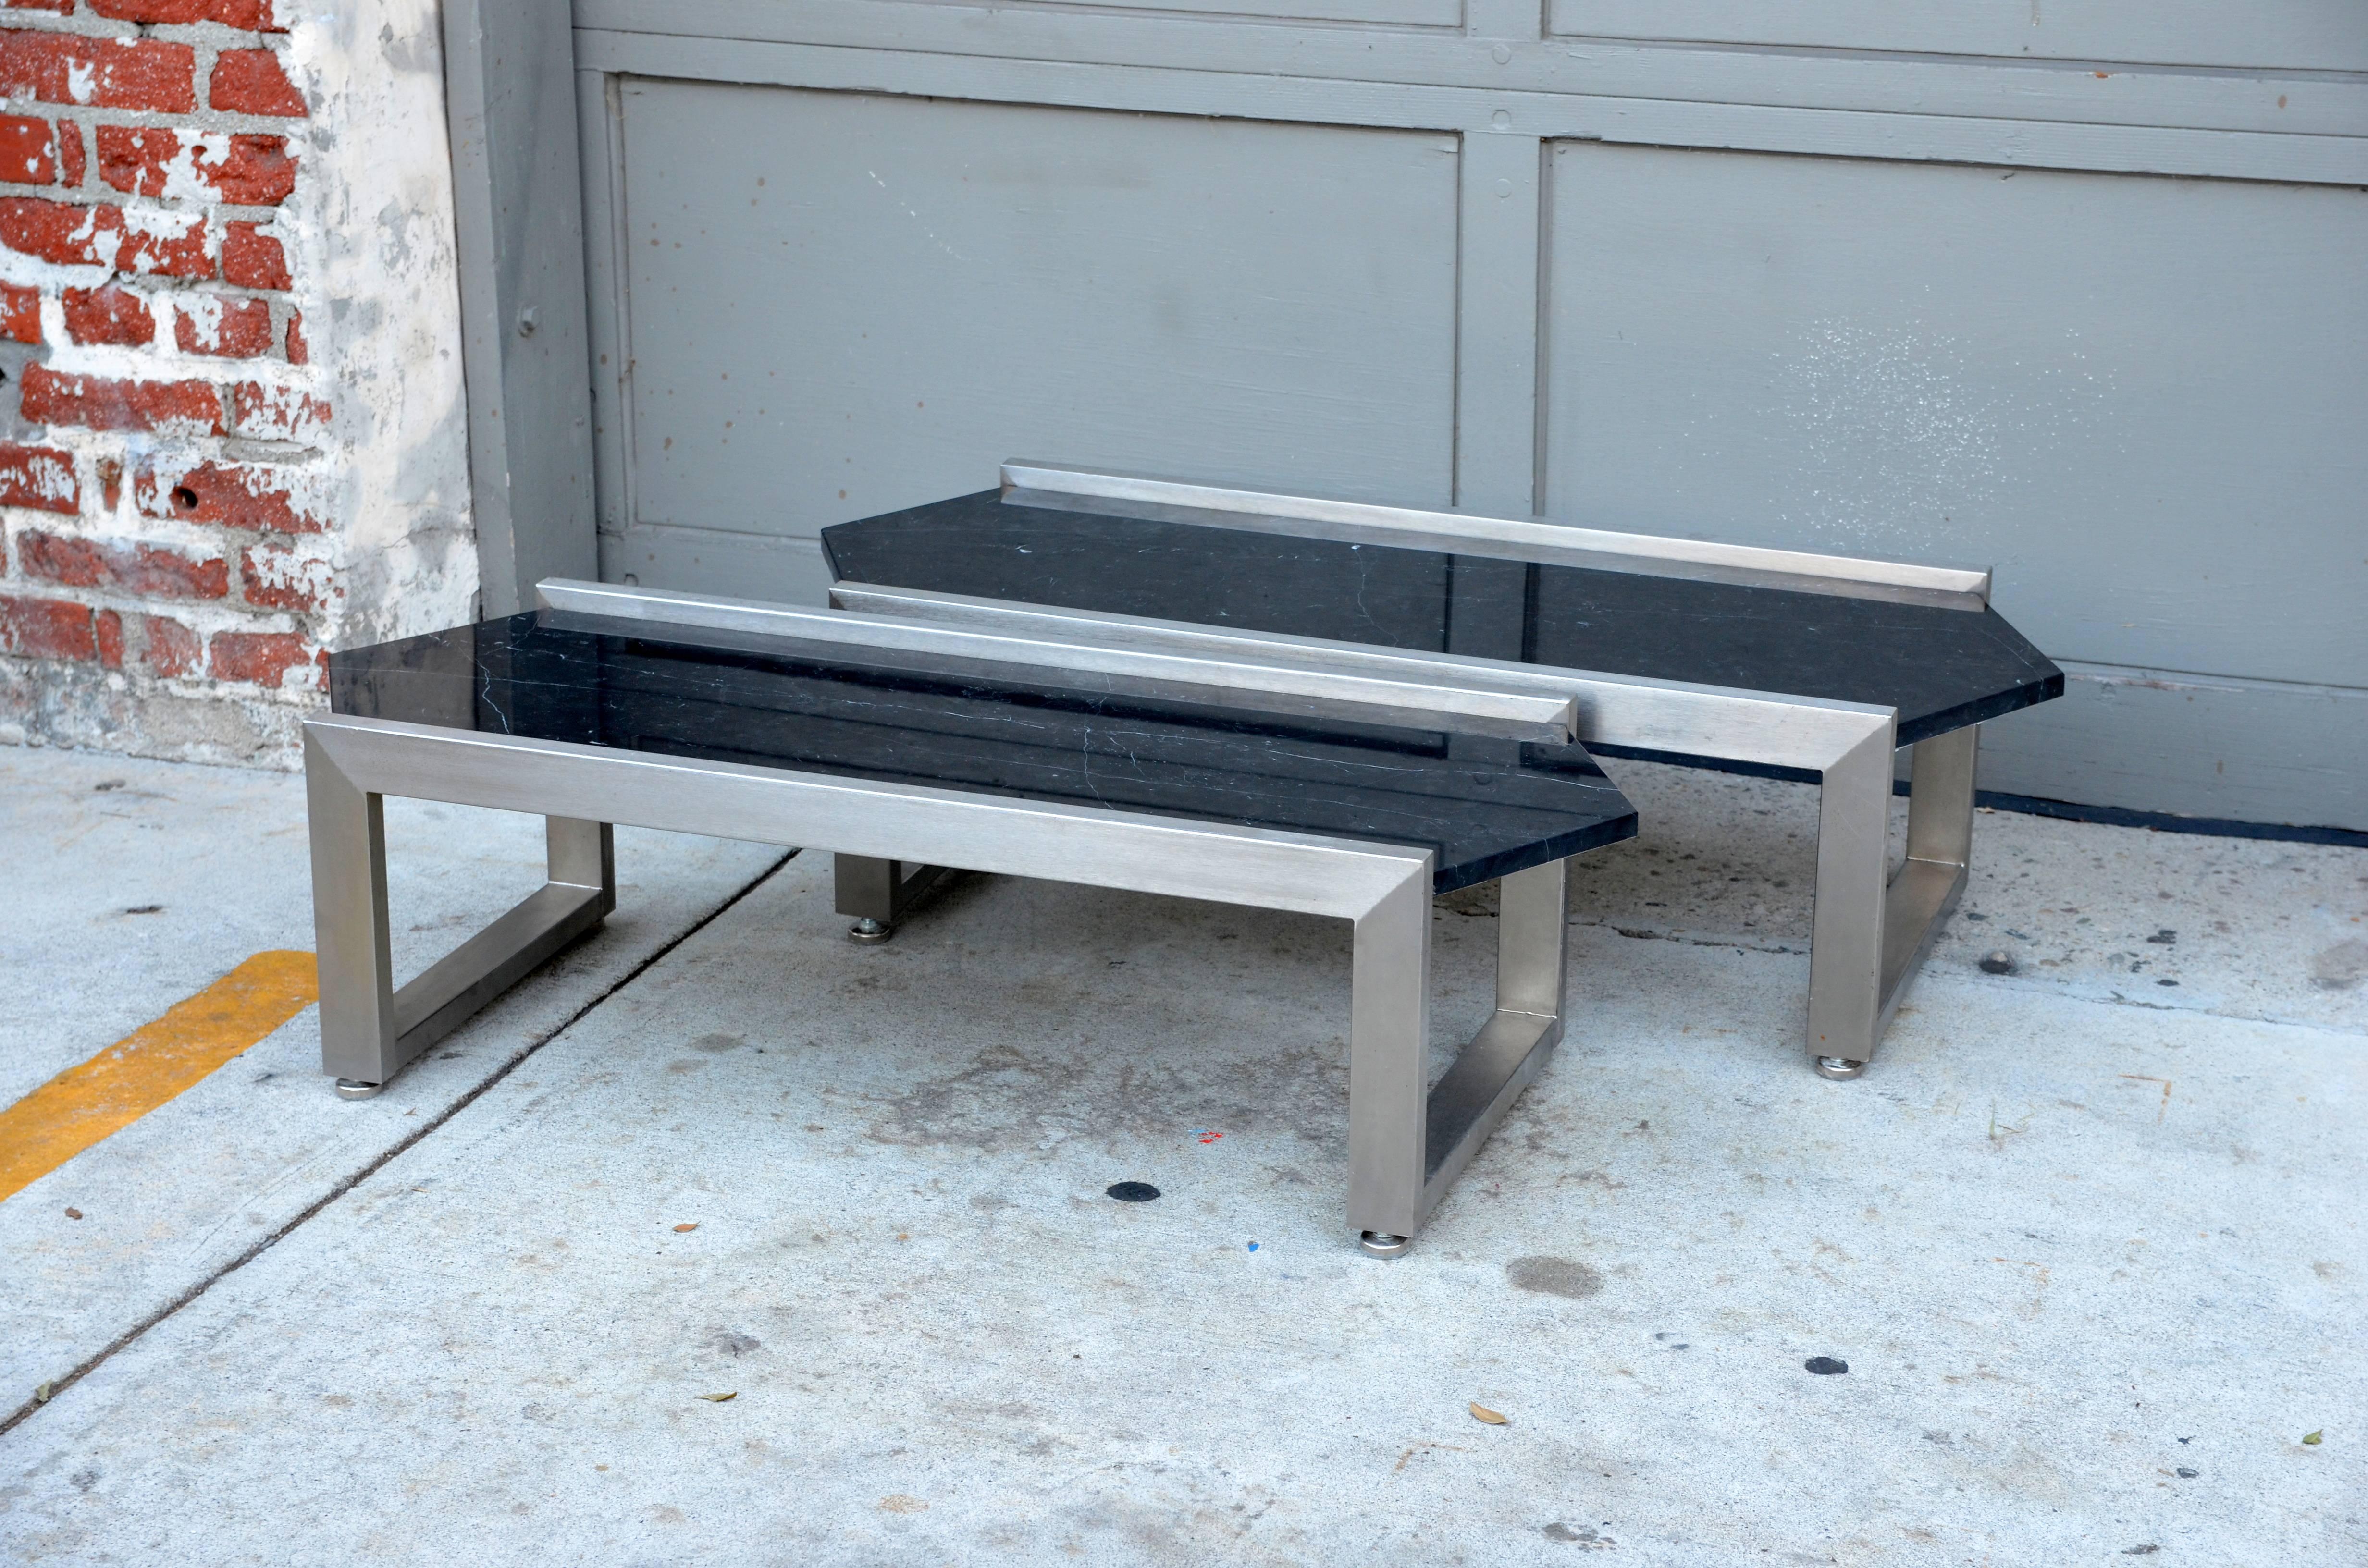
[822, 490, 2065, 749]
[329, 613, 1636, 894]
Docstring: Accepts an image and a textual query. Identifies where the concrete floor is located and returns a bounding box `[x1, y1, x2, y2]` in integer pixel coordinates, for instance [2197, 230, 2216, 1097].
[0, 744, 2361, 1564]
[0, 748, 787, 1408]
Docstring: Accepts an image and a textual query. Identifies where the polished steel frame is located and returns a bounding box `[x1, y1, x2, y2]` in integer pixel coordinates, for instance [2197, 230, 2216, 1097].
[308, 724, 615, 1098]
[534, 578, 1578, 744]
[827, 457, 1993, 1076]
[1000, 460, 1994, 609]
[305, 711, 1574, 1253]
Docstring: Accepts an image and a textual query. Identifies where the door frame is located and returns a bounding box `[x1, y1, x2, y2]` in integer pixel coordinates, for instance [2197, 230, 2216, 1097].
[441, 0, 598, 618]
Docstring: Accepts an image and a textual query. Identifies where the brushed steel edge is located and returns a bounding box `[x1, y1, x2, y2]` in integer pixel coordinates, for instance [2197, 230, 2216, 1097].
[533, 577, 1577, 742]
[830, 580, 1898, 772]
[304, 712, 1432, 923]
[999, 460, 1994, 604]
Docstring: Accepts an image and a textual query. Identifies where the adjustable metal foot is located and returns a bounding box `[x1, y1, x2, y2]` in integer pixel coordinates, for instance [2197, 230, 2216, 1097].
[1359, 1231, 1413, 1258]
[1814, 1056, 1866, 1080]
[333, 1078, 383, 1100]
[835, 855, 951, 942]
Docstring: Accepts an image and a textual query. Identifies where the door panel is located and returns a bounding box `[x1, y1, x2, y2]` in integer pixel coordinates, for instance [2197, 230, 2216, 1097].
[1541, 142, 2368, 689]
[1547, 0, 2368, 71]
[609, 82, 1458, 593]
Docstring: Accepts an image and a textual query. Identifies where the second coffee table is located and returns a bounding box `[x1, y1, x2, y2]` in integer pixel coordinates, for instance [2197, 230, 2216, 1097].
[822, 462, 2066, 1078]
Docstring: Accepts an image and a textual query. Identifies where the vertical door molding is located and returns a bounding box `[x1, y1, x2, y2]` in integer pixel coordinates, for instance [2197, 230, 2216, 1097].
[578, 70, 634, 573]
[1454, 0, 1546, 517]
[1453, 129, 1545, 516]
[443, 0, 599, 616]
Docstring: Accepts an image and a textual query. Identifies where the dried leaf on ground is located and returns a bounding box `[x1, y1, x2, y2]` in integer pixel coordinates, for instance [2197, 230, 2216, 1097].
[697, 1391, 737, 1403]
[1469, 1402, 1508, 1425]
[2302, 1430, 2322, 1445]
[673, 1223, 698, 1233]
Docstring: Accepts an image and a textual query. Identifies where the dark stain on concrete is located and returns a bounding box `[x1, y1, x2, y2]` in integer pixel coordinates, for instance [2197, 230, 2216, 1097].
[860, 1039, 1346, 1156]
[706, 1327, 763, 1358]
[1507, 1256, 1603, 1298]
[2311, 939, 2368, 990]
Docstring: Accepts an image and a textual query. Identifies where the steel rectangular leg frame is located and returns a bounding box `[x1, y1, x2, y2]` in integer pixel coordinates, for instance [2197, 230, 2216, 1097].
[305, 715, 1571, 1255]
[1806, 724, 1978, 1079]
[833, 732, 1972, 1083]
[306, 726, 616, 1101]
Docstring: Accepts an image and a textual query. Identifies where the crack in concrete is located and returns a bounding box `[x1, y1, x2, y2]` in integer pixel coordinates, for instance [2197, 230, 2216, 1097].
[0, 848, 797, 1438]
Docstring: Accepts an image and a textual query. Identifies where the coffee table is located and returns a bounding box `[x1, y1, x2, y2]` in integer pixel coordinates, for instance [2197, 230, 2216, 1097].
[821, 463, 2066, 1078]
[311, 594, 1635, 1254]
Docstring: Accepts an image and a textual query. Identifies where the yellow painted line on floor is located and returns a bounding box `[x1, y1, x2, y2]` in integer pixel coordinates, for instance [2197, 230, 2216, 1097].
[0, 951, 318, 1203]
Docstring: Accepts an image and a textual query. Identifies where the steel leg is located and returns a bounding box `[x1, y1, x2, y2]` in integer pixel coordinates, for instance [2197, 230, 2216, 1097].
[1805, 721, 1976, 1079]
[308, 730, 614, 1096]
[1419, 856, 1570, 1204]
[308, 726, 396, 1095]
[1805, 720, 1899, 1078]
[1348, 870, 1430, 1254]
[1876, 723, 1977, 1024]
[1353, 856, 1572, 1257]
[834, 853, 953, 942]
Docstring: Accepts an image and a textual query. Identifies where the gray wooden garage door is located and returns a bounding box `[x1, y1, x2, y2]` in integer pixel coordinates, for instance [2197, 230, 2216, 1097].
[449, 1, 2368, 830]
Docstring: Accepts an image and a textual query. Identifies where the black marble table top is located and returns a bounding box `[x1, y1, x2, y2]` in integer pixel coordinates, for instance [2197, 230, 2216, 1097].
[329, 613, 1637, 894]
[823, 490, 2065, 751]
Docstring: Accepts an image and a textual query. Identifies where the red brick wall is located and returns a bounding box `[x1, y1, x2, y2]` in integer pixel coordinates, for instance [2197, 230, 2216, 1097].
[0, 0, 329, 703]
